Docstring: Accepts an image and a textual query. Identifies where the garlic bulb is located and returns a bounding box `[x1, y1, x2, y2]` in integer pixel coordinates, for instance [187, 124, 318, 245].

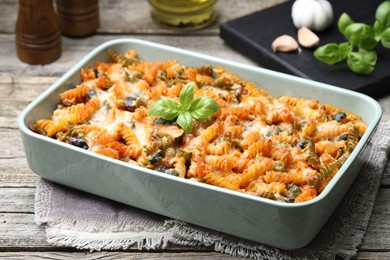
[291, 0, 333, 32]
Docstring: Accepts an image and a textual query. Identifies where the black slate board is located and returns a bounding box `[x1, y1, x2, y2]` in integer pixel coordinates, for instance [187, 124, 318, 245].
[219, 0, 389, 98]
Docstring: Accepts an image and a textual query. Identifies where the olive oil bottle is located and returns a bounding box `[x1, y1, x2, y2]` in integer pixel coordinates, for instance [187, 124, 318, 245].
[148, 0, 217, 31]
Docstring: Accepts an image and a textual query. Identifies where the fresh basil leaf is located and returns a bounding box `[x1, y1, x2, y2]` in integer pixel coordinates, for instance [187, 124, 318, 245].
[147, 99, 180, 120]
[347, 52, 374, 74]
[176, 111, 194, 133]
[338, 13, 354, 35]
[374, 21, 383, 41]
[189, 96, 220, 121]
[344, 23, 378, 50]
[375, 1, 390, 33]
[359, 49, 378, 66]
[380, 27, 390, 48]
[179, 82, 194, 110]
[314, 42, 351, 65]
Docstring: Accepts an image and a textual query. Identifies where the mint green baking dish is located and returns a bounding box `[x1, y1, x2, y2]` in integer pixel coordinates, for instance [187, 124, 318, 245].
[18, 38, 382, 250]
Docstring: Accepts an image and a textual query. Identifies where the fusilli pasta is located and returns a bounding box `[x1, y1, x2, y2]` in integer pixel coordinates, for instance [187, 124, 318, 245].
[31, 48, 367, 203]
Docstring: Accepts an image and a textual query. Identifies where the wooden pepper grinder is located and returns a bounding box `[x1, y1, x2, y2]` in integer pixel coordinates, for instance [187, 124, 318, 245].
[16, 0, 61, 65]
[55, 0, 100, 37]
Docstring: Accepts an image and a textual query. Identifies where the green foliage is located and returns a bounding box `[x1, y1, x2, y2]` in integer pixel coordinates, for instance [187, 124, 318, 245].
[314, 1, 390, 74]
[147, 82, 220, 133]
[314, 43, 351, 65]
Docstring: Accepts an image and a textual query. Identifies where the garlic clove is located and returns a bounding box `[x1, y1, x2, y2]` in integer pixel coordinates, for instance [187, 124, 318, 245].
[298, 27, 320, 48]
[272, 35, 300, 53]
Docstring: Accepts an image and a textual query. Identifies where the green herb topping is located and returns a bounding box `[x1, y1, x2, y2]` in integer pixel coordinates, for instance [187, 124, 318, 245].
[314, 1, 390, 74]
[147, 82, 220, 133]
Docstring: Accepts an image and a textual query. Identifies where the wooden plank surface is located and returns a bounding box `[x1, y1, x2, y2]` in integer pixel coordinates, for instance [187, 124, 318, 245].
[0, 34, 258, 77]
[1, 0, 390, 259]
[0, 0, 287, 34]
[0, 187, 389, 256]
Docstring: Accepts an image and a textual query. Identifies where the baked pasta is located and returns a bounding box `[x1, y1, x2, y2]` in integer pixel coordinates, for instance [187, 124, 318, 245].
[31, 49, 367, 203]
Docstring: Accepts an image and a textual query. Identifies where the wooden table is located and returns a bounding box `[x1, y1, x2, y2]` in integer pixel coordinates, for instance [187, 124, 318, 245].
[1, 0, 389, 258]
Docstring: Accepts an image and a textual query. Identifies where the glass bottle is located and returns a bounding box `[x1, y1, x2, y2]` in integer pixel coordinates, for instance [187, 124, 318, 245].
[148, 0, 218, 31]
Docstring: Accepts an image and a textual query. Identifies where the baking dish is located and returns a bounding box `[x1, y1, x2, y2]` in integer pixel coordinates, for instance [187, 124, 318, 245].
[18, 38, 382, 249]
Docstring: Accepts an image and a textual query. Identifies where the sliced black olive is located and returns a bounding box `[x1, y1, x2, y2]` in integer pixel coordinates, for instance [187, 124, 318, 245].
[231, 139, 243, 151]
[153, 117, 176, 126]
[235, 85, 246, 103]
[93, 68, 99, 78]
[338, 133, 348, 141]
[150, 150, 165, 164]
[124, 97, 137, 112]
[333, 112, 347, 122]
[67, 136, 89, 150]
[124, 97, 147, 112]
[174, 134, 184, 144]
[87, 89, 97, 99]
[295, 139, 307, 149]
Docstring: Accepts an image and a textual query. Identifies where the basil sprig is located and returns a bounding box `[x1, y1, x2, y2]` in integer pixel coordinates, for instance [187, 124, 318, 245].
[147, 82, 220, 133]
[314, 1, 390, 74]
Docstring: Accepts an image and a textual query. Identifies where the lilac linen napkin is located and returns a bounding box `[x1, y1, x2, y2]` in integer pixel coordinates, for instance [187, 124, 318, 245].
[35, 121, 390, 259]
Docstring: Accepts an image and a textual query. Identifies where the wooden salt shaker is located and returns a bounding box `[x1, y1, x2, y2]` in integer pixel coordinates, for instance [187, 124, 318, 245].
[16, 0, 61, 65]
[55, 0, 100, 37]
